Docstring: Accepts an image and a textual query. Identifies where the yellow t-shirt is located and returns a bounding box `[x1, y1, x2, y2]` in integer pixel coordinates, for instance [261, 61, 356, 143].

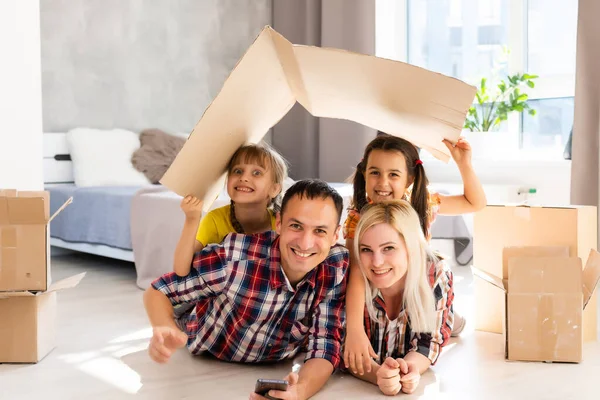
[195, 204, 277, 246]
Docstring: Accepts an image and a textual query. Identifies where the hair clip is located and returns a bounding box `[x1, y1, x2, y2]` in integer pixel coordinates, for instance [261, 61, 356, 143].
[415, 159, 423, 166]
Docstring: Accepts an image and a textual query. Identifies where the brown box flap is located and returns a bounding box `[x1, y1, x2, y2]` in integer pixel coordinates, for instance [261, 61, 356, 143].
[508, 257, 582, 294]
[503, 246, 570, 279]
[49, 197, 73, 223]
[159, 26, 476, 207]
[471, 266, 507, 292]
[46, 272, 86, 293]
[582, 249, 600, 309]
[17, 191, 50, 220]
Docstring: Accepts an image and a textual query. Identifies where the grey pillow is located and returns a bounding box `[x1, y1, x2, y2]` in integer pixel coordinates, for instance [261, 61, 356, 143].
[131, 129, 186, 184]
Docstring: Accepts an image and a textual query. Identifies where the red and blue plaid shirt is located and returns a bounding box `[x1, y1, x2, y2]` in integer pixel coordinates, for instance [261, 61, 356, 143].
[363, 259, 454, 366]
[151, 231, 349, 368]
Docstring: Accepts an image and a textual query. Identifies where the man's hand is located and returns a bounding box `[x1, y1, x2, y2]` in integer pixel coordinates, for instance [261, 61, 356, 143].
[148, 326, 188, 364]
[376, 358, 402, 396]
[249, 372, 299, 400]
[398, 359, 421, 394]
[180, 195, 203, 221]
[344, 326, 378, 375]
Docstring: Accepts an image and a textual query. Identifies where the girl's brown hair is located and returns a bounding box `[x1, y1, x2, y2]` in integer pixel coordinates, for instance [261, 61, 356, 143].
[226, 143, 288, 233]
[351, 132, 431, 238]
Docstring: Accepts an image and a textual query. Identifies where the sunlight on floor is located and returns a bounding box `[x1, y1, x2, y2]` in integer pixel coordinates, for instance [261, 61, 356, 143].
[109, 328, 153, 344]
[57, 331, 153, 395]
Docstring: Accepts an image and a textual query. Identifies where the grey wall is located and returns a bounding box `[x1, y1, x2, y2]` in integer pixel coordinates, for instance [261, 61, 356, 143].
[40, 0, 271, 134]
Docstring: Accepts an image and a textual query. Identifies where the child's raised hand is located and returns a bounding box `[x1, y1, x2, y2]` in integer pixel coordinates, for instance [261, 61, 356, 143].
[443, 137, 472, 166]
[343, 327, 378, 375]
[180, 195, 203, 220]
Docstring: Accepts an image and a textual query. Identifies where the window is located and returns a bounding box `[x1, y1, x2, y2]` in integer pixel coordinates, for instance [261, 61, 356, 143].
[407, 0, 509, 84]
[521, 0, 578, 152]
[377, 0, 579, 158]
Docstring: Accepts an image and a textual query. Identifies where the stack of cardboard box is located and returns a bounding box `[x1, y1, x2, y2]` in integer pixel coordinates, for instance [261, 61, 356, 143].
[0, 189, 84, 363]
[473, 204, 600, 363]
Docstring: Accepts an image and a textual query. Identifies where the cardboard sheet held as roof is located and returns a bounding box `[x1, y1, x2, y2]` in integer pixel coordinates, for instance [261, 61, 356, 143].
[160, 25, 477, 205]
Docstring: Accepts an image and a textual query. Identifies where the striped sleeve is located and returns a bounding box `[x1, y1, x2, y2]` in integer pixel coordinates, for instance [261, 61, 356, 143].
[305, 247, 349, 369]
[150, 243, 229, 305]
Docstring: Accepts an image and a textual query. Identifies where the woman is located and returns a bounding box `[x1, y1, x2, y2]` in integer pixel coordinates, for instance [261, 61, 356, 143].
[347, 200, 454, 395]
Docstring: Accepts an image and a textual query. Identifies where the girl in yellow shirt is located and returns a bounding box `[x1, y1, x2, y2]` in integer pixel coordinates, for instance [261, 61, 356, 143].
[173, 143, 288, 276]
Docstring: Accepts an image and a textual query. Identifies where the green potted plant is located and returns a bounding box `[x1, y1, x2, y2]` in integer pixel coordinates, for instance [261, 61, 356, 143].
[461, 72, 538, 157]
[464, 72, 539, 132]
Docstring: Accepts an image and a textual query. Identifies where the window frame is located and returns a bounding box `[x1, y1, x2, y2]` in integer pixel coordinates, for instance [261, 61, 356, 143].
[376, 0, 576, 157]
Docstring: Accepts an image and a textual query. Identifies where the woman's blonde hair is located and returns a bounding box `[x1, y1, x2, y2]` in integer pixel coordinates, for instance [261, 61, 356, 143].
[354, 200, 437, 333]
[226, 142, 289, 233]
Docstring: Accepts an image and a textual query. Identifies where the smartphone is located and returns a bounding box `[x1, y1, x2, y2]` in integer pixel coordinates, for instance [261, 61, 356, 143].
[254, 379, 289, 400]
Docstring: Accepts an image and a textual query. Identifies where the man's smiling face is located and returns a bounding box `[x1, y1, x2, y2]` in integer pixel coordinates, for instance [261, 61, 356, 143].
[276, 194, 340, 285]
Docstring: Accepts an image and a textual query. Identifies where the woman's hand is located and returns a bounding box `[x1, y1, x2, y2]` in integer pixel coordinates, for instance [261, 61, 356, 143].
[398, 359, 421, 394]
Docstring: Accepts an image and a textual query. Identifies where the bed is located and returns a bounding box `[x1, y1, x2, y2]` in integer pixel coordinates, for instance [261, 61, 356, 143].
[43, 131, 356, 289]
[44, 130, 472, 290]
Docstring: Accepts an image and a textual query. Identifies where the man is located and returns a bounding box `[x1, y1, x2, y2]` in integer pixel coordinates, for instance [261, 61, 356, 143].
[144, 179, 348, 400]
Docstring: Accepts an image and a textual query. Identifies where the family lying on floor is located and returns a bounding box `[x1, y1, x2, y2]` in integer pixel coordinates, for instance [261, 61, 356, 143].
[143, 132, 486, 399]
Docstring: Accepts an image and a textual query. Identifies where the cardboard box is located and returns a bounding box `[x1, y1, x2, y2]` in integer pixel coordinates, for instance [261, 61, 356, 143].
[0, 273, 85, 363]
[473, 205, 598, 341]
[159, 26, 476, 208]
[0, 190, 71, 291]
[473, 249, 600, 363]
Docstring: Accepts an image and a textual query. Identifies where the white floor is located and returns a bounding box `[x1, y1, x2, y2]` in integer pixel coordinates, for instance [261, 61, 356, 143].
[1, 241, 600, 400]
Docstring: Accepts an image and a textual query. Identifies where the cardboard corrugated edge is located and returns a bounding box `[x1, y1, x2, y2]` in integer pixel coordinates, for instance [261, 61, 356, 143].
[471, 266, 507, 292]
[0, 273, 85, 299]
[49, 196, 73, 223]
[46, 272, 86, 293]
[582, 249, 600, 309]
[160, 26, 297, 208]
[159, 25, 476, 203]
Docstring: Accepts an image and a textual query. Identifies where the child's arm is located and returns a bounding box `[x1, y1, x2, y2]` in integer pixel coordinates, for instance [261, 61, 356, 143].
[173, 196, 204, 277]
[438, 138, 487, 215]
[343, 237, 378, 375]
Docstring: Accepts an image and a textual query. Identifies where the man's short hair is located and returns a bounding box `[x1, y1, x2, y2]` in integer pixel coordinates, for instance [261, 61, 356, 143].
[281, 179, 344, 225]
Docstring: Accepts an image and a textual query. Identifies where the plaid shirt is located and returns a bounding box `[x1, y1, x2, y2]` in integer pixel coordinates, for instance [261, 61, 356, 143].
[151, 231, 348, 368]
[363, 259, 454, 365]
[343, 191, 441, 241]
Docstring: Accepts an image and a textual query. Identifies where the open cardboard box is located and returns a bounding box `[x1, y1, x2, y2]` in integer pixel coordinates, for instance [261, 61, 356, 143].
[0, 189, 72, 291]
[0, 189, 81, 363]
[159, 25, 476, 207]
[473, 204, 598, 342]
[0, 273, 85, 363]
[472, 247, 600, 363]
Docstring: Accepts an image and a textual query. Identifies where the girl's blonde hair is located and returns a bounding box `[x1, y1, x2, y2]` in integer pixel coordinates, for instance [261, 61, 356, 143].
[354, 200, 437, 333]
[226, 142, 289, 233]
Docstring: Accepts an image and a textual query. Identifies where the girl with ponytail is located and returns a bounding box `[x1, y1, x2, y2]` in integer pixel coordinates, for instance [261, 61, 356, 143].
[343, 132, 486, 375]
[173, 143, 288, 277]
